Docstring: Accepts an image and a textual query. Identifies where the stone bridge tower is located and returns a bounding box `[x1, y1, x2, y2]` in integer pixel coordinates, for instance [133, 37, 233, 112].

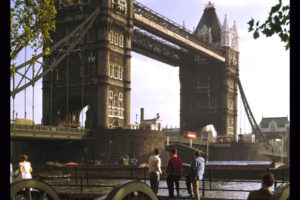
[42, 0, 133, 130]
[180, 3, 239, 139]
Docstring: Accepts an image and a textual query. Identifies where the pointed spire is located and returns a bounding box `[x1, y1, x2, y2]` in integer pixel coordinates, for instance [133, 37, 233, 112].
[205, 1, 215, 9]
[221, 14, 231, 47]
[183, 21, 186, 30]
[222, 14, 229, 32]
[231, 20, 239, 51]
[232, 20, 238, 37]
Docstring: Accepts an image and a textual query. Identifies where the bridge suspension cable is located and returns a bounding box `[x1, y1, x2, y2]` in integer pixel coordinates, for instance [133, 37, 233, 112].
[81, 32, 85, 127]
[24, 46, 27, 118]
[237, 78, 268, 143]
[10, 7, 100, 98]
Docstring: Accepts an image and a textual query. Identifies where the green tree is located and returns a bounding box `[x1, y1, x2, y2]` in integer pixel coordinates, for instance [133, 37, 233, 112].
[248, 0, 290, 50]
[10, 0, 57, 75]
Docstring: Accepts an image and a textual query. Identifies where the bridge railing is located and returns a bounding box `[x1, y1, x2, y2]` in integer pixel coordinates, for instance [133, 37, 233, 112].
[167, 136, 207, 146]
[10, 124, 88, 135]
[132, 28, 183, 65]
[133, 0, 225, 56]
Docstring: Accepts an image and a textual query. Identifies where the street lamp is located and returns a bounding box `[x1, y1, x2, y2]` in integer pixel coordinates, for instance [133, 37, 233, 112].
[108, 140, 112, 162]
[206, 137, 209, 162]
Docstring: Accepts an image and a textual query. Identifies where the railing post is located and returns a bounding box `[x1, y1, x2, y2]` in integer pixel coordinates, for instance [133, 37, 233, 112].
[144, 166, 146, 183]
[202, 178, 205, 197]
[86, 165, 89, 186]
[274, 180, 277, 191]
[209, 169, 212, 190]
[282, 168, 285, 183]
[131, 165, 133, 179]
[80, 176, 83, 192]
[75, 166, 78, 185]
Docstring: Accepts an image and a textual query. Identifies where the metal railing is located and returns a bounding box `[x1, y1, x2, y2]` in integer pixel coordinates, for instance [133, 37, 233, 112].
[132, 28, 183, 65]
[11, 124, 88, 134]
[37, 166, 289, 197]
[167, 136, 207, 146]
[10, 124, 88, 140]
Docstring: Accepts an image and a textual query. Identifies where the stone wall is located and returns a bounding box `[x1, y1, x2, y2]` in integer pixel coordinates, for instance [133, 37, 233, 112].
[89, 129, 165, 164]
[11, 129, 165, 166]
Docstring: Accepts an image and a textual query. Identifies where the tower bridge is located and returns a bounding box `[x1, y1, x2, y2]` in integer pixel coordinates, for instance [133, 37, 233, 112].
[41, 0, 238, 137]
[10, 0, 284, 163]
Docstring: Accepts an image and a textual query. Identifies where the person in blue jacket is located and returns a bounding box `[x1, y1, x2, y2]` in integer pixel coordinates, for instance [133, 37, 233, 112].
[187, 151, 205, 200]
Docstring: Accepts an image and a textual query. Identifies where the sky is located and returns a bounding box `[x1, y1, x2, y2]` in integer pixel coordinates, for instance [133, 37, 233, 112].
[11, 0, 290, 135]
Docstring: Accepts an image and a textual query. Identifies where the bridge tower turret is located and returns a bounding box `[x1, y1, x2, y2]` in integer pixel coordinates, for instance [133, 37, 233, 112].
[221, 14, 231, 47]
[42, 0, 133, 129]
[180, 3, 239, 140]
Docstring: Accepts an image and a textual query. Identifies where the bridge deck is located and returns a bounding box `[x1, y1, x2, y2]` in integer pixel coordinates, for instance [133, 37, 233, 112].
[10, 124, 87, 140]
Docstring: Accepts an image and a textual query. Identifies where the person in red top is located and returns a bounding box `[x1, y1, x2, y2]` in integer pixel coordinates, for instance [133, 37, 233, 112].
[166, 148, 183, 198]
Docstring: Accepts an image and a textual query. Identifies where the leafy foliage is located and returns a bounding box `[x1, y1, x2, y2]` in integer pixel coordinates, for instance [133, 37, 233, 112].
[248, 0, 290, 50]
[10, 0, 57, 75]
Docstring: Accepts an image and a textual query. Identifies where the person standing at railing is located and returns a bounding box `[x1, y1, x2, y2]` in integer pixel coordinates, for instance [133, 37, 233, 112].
[10, 163, 13, 183]
[187, 150, 205, 200]
[19, 154, 32, 180]
[247, 173, 275, 200]
[148, 148, 162, 195]
[166, 148, 183, 198]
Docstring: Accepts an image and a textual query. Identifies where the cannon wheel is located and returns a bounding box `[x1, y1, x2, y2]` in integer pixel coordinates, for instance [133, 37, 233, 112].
[103, 180, 158, 200]
[10, 179, 60, 200]
[271, 183, 290, 200]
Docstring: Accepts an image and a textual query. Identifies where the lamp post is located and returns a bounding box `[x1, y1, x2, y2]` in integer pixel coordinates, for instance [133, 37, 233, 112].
[108, 140, 112, 162]
[281, 137, 284, 163]
[206, 137, 209, 162]
[57, 110, 60, 125]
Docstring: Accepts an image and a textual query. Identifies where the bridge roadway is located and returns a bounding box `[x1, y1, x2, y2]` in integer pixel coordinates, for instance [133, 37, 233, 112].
[10, 124, 87, 140]
[10, 124, 286, 161]
[10, 125, 205, 145]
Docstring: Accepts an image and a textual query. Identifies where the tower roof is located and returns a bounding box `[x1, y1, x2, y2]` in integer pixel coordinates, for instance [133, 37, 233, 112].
[259, 117, 289, 128]
[194, 3, 222, 43]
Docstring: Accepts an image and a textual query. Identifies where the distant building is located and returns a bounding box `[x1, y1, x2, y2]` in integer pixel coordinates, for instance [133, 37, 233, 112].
[259, 117, 290, 158]
[259, 117, 289, 133]
[139, 108, 163, 131]
[123, 124, 139, 130]
[259, 117, 289, 143]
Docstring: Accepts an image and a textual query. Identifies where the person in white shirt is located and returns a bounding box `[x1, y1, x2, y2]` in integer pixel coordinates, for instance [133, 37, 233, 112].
[10, 163, 13, 183]
[148, 148, 162, 195]
[19, 154, 32, 179]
